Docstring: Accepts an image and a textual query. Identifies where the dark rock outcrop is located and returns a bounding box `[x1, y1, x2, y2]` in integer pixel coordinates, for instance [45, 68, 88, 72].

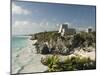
[40, 44, 50, 54]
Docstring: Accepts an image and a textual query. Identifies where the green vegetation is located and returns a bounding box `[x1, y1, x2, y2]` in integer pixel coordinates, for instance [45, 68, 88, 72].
[41, 55, 96, 72]
[32, 31, 60, 42]
[31, 31, 96, 54]
[72, 32, 96, 48]
[41, 55, 60, 72]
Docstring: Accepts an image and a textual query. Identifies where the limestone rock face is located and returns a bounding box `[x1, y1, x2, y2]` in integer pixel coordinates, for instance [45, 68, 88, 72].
[40, 44, 50, 54]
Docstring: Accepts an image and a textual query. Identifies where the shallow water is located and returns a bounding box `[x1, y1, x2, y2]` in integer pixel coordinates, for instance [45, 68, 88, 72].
[12, 36, 30, 50]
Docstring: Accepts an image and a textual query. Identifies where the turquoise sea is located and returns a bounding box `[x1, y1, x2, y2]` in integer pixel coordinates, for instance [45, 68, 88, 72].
[12, 36, 30, 50]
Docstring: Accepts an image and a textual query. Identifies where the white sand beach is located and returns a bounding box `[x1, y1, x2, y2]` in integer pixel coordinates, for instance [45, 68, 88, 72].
[60, 47, 95, 61]
[12, 39, 48, 74]
[73, 47, 95, 60]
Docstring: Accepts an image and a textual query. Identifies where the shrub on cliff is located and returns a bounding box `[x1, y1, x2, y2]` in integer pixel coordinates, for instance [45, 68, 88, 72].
[41, 55, 60, 72]
[33, 31, 95, 55]
[33, 31, 59, 42]
[72, 32, 95, 48]
[41, 55, 96, 72]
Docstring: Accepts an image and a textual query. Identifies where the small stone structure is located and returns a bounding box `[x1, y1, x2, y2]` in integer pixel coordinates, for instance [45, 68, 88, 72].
[58, 24, 76, 36]
[85, 27, 92, 33]
[88, 28, 92, 33]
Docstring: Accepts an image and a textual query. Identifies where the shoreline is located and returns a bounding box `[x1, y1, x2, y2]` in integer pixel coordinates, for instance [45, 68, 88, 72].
[12, 38, 48, 74]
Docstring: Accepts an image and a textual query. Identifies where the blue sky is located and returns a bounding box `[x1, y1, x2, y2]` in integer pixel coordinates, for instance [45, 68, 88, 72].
[12, 1, 96, 35]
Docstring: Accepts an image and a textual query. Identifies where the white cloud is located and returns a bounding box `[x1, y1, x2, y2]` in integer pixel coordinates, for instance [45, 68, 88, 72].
[56, 24, 59, 27]
[39, 20, 57, 29]
[14, 21, 29, 28]
[12, 3, 30, 15]
[64, 22, 71, 25]
[12, 21, 37, 35]
[12, 20, 58, 35]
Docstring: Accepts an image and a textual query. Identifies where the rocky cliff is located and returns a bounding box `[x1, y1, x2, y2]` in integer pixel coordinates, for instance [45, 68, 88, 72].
[30, 31, 96, 55]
